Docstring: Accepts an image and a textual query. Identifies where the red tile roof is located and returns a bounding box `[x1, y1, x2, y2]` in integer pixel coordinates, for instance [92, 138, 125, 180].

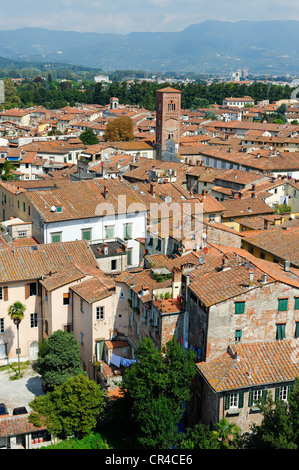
[197, 340, 299, 392]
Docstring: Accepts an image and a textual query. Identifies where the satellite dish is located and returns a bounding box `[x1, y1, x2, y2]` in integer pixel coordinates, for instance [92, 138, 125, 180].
[199, 257, 205, 265]
[50, 205, 56, 212]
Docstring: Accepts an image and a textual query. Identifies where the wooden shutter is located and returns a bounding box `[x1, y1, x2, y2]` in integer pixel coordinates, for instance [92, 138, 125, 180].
[224, 394, 230, 410]
[25, 283, 30, 300]
[238, 392, 244, 408]
[248, 391, 253, 407]
[38, 283, 42, 297]
[235, 301, 245, 314]
[3, 286, 8, 302]
[262, 389, 267, 404]
[275, 387, 280, 402]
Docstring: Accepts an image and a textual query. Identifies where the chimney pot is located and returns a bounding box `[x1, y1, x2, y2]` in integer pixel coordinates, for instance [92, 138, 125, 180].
[284, 260, 290, 272]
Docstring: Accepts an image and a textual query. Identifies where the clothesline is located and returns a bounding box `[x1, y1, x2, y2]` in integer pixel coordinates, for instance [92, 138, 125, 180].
[110, 352, 137, 368]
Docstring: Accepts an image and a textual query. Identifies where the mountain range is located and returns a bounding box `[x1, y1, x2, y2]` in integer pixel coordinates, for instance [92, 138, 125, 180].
[0, 20, 299, 74]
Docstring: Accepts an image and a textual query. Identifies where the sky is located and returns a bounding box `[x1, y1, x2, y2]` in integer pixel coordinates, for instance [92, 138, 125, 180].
[0, 0, 299, 34]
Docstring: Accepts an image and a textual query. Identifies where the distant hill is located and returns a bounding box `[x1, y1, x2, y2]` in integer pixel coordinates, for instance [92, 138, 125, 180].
[0, 21, 299, 74]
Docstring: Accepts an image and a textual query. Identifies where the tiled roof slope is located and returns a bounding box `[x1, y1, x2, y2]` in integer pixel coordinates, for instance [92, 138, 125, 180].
[0, 414, 46, 437]
[243, 226, 299, 267]
[197, 340, 299, 392]
[0, 240, 97, 283]
[25, 178, 145, 222]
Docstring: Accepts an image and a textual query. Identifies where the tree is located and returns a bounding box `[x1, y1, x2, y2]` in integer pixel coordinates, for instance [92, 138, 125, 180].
[180, 418, 239, 449]
[35, 330, 83, 391]
[1, 78, 21, 109]
[120, 336, 196, 449]
[8, 301, 26, 377]
[29, 374, 105, 439]
[79, 127, 99, 145]
[1, 160, 16, 181]
[239, 389, 297, 449]
[104, 116, 134, 142]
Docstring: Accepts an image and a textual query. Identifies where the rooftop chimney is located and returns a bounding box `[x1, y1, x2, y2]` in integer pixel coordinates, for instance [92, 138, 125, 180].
[284, 260, 290, 272]
[249, 271, 254, 288]
[150, 183, 155, 197]
[103, 186, 108, 199]
[261, 273, 267, 284]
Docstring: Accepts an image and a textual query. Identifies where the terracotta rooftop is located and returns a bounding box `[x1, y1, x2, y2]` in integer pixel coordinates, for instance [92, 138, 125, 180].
[0, 240, 97, 283]
[0, 414, 46, 437]
[197, 340, 299, 392]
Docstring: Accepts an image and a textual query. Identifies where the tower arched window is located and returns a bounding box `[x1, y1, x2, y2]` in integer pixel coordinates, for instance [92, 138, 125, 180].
[168, 101, 176, 111]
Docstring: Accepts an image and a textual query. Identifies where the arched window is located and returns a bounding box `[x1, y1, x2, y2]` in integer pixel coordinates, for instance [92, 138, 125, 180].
[168, 101, 176, 111]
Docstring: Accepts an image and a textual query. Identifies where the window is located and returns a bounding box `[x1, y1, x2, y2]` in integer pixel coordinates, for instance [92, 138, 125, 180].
[225, 392, 244, 410]
[80, 332, 84, 346]
[82, 229, 92, 241]
[127, 248, 133, 266]
[30, 313, 38, 328]
[80, 299, 84, 313]
[23, 202, 26, 212]
[278, 386, 288, 402]
[278, 298, 288, 312]
[18, 230, 27, 238]
[123, 224, 132, 240]
[28, 206, 31, 216]
[168, 101, 176, 111]
[111, 259, 117, 271]
[276, 323, 286, 340]
[0, 318, 4, 334]
[235, 301, 245, 314]
[51, 232, 61, 243]
[63, 293, 70, 305]
[295, 297, 299, 310]
[295, 322, 299, 338]
[235, 330, 242, 342]
[29, 282, 37, 296]
[0, 287, 2, 301]
[147, 237, 153, 247]
[105, 225, 115, 239]
[96, 306, 104, 320]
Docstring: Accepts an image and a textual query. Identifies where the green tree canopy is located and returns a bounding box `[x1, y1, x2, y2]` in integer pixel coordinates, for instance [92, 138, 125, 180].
[240, 380, 299, 449]
[104, 116, 134, 142]
[79, 127, 99, 145]
[120, 336, 196, 449]
[29, 374, 105, 439]
[35, 330, 83, 390]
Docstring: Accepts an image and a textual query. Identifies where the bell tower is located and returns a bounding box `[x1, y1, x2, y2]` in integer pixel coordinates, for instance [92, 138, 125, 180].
[156, 87, 181, 160]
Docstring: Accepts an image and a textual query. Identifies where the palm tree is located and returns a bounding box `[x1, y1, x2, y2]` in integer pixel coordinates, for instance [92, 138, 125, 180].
[8, 301, 26, 378]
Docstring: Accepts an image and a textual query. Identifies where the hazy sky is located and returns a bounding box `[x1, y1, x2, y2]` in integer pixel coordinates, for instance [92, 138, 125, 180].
[0, 0, 299, 34]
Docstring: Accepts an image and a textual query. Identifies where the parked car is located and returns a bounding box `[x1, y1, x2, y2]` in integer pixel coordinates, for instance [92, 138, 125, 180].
[0, 403, 9, 416]
[12, 406, 27, 415]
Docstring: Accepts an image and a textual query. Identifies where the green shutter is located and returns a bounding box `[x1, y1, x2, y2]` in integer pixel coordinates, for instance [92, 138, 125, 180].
[224, 394, 230, 410]
[235, 329, 242, 340]
[248, 391, 254, 407]
[278, 298, 288, 311]
[295, 322, 299, 338]
[235, 301, 245, 314]
[275, 387, 280, 402]
[276, 323, 286, 340]
[105, 226, 114, 238]
[238, 392, 244, 408]
[262, 389, 267, 404]
[51, 234, 61, 243]
[295, 298, 299, 310]
[124, 224, 132, 240]
[82, 230, 91, 241]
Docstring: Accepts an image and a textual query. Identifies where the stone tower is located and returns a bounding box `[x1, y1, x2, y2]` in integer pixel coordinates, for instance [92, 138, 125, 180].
[155, 87, 181, 160]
